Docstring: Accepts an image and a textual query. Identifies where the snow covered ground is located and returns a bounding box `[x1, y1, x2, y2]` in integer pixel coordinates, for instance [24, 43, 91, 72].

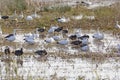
[0, 56, 120, 80]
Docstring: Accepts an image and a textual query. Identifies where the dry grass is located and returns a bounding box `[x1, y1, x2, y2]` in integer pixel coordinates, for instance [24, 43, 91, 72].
[0, 2, 120, 34]
[49, 51, 120, 63]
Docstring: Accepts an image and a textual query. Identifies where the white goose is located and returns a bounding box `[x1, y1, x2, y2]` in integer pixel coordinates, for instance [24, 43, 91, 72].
[81, 44, 89, 51]
[24, 28, 39, 40]
[5, 29, 16, 41]
[92, 27, 104, 40]
[24, 37, 35, 44]
[45, 37, 55, 43]
[26, 16, 33, 21]
[115, 21, 120, 29]
[57, 38, 69, 45]
[72, 14, 83, 20]
[85, 15, 95, 20]
[31, 10, 40, 19]
[52, 31, 63, 41]
[52, 36, 61, 41]
[24, 28, 39, 44]
[24, 32, 35, 44]
[57, 16, 70, 23]
[48, 25, 58, 33]
[81, 38, 89, 45]
[81, 0, 92, 6]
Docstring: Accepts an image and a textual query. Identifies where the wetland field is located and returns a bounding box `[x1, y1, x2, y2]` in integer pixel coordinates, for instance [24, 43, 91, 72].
[0, 0, 120, 80]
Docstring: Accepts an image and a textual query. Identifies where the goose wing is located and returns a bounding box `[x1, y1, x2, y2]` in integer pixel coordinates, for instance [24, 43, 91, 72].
[5, 34, 14, 38]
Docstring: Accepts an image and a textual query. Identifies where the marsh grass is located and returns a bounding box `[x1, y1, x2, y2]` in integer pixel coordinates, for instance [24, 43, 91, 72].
[0, 1, 120, 34]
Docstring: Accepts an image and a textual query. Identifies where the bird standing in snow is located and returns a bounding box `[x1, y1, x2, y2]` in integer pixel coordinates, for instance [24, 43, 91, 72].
[5, 29, 16, 42]
[92, 27, 104, 40]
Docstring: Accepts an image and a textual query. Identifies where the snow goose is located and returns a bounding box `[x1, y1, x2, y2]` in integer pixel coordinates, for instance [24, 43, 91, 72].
[45, 37, 55, 43]
[26, 16, 33, 21]
[31, 10, 40, 19]
[26, 15, 33, 25]
[72, 14, 83, 20]
[24, 28, 39, 39]
[52, 30, 64, 41]
[57, 38, 69, 45]
[81, 1, 92, 6]
[48, 25, 58, 33]
[92, 27, 104, 40]
[24, 37, 35, 44]
[81, 38, 89, 45]
[80, 44, 89, 51]
[24, 32, 34, 38]
[5, 29, 16, 41]
[52, 36, 61, 41]
[85, 15, 95, 20]
[57, 16, 70, 23]
[115, 21, 120, 29]
[24, 28, 39, 44]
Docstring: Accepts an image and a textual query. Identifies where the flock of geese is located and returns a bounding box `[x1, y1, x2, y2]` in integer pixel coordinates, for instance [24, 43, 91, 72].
[0, 23, 120, 58]
[0, 10, 120, 58]
[0, 10, 38, 19]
